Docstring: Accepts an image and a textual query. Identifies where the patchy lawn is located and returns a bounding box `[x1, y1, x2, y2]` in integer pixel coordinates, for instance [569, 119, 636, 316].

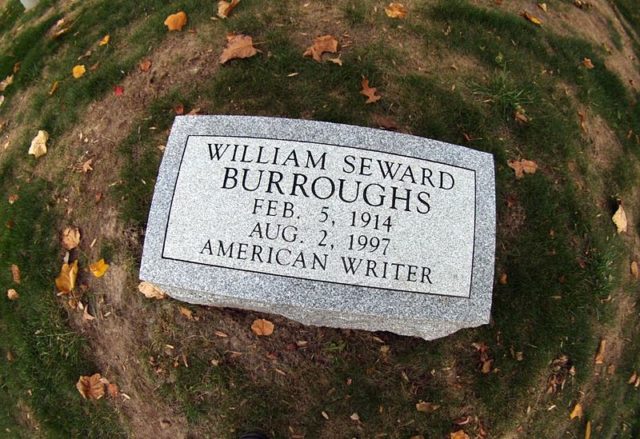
[1, 0, 639, 437]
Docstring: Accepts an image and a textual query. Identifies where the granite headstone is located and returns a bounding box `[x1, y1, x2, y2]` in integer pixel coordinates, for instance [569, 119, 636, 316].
[140, 115, 495, 340]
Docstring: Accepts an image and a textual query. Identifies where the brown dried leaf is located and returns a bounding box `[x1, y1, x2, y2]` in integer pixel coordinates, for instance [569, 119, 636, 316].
[582, 58, 594, 69]
[139, 59, 152, 72]
[538, 3, 548, 12]
[415, 401, 440, 413]
[372, 114, 399, 130]
[219, 34, 259, 64]
[217, 0, 240, 19]
[7, 288, 19, 301]
[450, 431, 470, 439]
[8, 194, 18, 204]
[514, 107, 529, 124]
[585, 420, 591, 439]
[385, 3, 407, 18]
[11, 264, 20, 284]
[48, 81, 59, 96]
[612, 205, 627, 234]
[164, 11, 188, 31]
[499, 273, 508, 285]
[594, 339, 606, 364]
[82, 158, 93, 173]
[0, 74, 13, 92]
[360, 78, 381, 104]
[578, 111, 587, 131]
[83, 306, 96, 321]
[303, 35, 339, 62]
[569, 402, 583, 419]
[179, 306, 194, 320]
[627, 371, 638, 384]
[76, 373, 105, 400]
[251, 318, 274, 336]
[630, 261, 638, 279]
[107, 383, 119, 398]
[55, 260, 78, 294]
[507, 159, 537, 179]
[138, 281, 166, 299]
[61, 226, 81, 250]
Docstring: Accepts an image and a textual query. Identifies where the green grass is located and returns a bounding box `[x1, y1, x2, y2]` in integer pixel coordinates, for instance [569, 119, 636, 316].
[0, 164, 125, 437]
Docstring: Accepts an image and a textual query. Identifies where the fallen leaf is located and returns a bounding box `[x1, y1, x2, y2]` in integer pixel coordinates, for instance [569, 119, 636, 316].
[0, 96, 4, 107]
[61, 226, 81, 250]
[385, 3, 407, 18]
[82, 158, 93, 173]
[72, 65, 86, 79]
[179, 306, 194, 320]
[139, 59, 152, 72]
[585, 420, 591, 439]
[107, 383, 119, 398]
[89, 259, 109, 278]
[578, 111, 587, 131]
[114, 85, 124, 96]
[538, 3, 548, 12]
[481, 358, 493, 374]
[499, 273, 508, 285]
[7, 289, 19, 301]
[321, 411, 330, 420]
[450, 431, 470, 439]
[48, 81, 59, 96]
[138, 281, 166, 299]
[630, 261, 638, 279]
[220, 34, 259, 64]
[76, 373, 105, 400]
[514, 106, 529, 124]
[569, 402, 583, 419]
[8, 194, 18, 204]
[350, 412, 360, 421]
[98, 34, 110, 46]
[55, 260, 78, 294]
[13, 62, 20, 74]
[0, 74, 13, 92]
[372, 114, 399, 130]
[83, 306, 96, 321]
[28, 130, 49, 159]
[251, 318, 274, 336]
[303, 35, 339, 62]
[217, 0, 240, 18]
[612, 205, 627, 233]
[174, 104, 185, 115]
[507, 159, 537, 179]
[521, 11, 543, 26]
[628, 371, 638, 384]
[416, 401, 440, 413]
[187, 107, 201, 115]
[214, 330, 228, 338]
[11, 264, 20, 283]
[582, 58, 594, 69]
[327, 56, 343, 66]
[594, 339, 606, 364]
[164, 11, 188, 31]
[360, 78, 381, 104]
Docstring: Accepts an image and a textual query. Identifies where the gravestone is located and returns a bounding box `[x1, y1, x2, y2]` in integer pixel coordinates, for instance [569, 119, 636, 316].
[140, 116, 495, 340]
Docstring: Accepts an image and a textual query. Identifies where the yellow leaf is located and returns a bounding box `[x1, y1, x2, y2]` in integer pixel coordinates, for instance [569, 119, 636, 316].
[594, 339, 606, 364]
[7, 289, 19, 301]
[55, 260, 78, 294]
[76, 373, 105, 400]
[521, 11, 543, 26]
[507, 159, 538, 179]
[582, 58, 594, 69]
[303, 35, 339, 62]
[450, 431, 470, 439]
[72, 65, 86, 79]
[138, 281, 166, 299]
[164, 11, 188, 31]
[360, 78, 381, 104]
[538, 3, 548, 12]
[630, 261, 638, 279]
[251, 318, 274, 336]
[416, 401, 440, 413]
[585, 420, 591, 439]
[385, 3, 407, 18]
[98, 34, 110, 46]
[11, 264, 20, 283]
[61, 226, 81, 250]
[179, 306, 194, 320]
[219, 34, 259, 64]
[0, 74, 13, 92]
[89, 259, 109, 278]
[217, 0, 240, 19]
[48, 80, 59, 96]
[28, 130, 48, 159]
[612, 205, 627, 233]
[569, 402, 583, 419]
